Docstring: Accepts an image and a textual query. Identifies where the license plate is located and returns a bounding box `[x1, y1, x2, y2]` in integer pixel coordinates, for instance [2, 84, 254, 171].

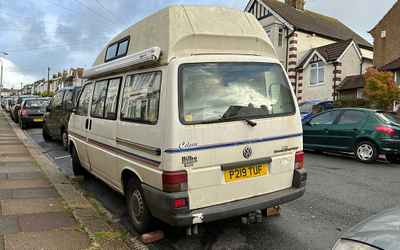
[224, 164, 269, 183]
[34, 118, 43, 122]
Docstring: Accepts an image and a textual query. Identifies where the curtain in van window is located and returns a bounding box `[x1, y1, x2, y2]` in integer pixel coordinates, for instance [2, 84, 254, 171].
[120, 71, 161, 123]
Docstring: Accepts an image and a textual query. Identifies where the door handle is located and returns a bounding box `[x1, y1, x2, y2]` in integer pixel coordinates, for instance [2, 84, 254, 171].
[89, 119, 92, 130]
[85, 119, 89, 129]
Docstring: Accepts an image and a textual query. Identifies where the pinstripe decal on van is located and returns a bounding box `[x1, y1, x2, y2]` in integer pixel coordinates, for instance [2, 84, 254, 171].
[69, 132, 161, 167]
[164, 133, 303, 153]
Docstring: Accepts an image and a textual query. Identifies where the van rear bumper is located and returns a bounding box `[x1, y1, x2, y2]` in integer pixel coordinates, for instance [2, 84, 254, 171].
[142, 171, 306, 226]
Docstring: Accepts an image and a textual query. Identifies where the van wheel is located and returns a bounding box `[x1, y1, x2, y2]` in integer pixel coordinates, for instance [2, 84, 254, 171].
[71, 146, 87, 177]
[61, 130, 68, 151]
[19, 120, 27, 130]
[42, 126, 52, 141]
[354, 141, 378, 163]
[126, 179, 154, 233]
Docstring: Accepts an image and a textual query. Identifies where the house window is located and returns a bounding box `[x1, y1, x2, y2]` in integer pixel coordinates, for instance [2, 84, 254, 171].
[310, 62, 325, 85]
[395, 71, 400, 86]
[278, 28, 284, 47]
[105, 37, 130, 62]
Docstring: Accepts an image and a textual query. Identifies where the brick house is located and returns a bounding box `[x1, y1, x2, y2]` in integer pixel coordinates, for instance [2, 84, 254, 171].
[369, 0, 400, 86]
[245, 0, 374, 102]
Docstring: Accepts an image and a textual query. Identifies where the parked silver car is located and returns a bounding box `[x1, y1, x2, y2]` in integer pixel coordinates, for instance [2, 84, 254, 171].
[333, 207, 400, 250]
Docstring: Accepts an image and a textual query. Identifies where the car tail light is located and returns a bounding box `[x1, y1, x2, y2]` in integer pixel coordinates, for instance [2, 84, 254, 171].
[173, 198, 187, 208]
[295, 151, 304, 169]
[21, 109, 28, 117]
[375, 125, 396, 137]
[162, 170, 187, 193]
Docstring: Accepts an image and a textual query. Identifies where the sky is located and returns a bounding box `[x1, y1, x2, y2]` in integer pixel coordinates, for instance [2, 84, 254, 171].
[0, 0, 397, 89]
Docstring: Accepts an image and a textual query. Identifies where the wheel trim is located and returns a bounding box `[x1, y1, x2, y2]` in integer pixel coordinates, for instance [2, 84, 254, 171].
[129, 190, 145, 225]
[357, 144, 374, 161]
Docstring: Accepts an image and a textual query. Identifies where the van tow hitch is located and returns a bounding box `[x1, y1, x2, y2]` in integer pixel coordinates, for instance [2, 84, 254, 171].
[241, 210, 263, 224]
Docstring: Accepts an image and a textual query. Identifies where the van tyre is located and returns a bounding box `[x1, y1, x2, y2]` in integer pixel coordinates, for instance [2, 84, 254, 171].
[61, 130, 68, 151]
[126, 179, 155, 233]
[355, 141, 378, 163]
[71, 146, 88, 177]
[42, 126, 52, 141]
[19, 120, 26, 130]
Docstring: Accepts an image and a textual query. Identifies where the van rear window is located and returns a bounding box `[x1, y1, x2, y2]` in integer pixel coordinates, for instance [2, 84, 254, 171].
[179, 62, 295, 124]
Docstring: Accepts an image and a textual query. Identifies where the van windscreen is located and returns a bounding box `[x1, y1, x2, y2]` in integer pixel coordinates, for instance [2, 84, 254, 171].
[179, 62, 295, 124]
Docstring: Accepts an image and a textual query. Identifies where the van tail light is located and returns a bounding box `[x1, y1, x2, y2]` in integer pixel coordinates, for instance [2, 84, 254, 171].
[21, 108, 28, 117]
[295, 151, 304, 170]
[375, 125, 396, 137]
[162, 170, 187, 193]
[173, 198, 187, 208]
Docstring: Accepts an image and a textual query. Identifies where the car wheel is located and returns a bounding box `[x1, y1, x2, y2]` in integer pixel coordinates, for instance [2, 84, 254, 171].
[386, 154, 400, 164]
[354, 141, 378, 163]
[71, 145, 88, 177]
[19, 120, 26, 130]
[42, 126, 52, 141]
[61, 130, 68, 151]
[126, 179, 155, 233]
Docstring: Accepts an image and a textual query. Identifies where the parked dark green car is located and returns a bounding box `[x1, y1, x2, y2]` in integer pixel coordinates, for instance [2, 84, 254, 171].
[302, 108, 400, 163]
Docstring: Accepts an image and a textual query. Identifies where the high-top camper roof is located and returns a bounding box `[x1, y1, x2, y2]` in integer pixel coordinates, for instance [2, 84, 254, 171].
[85, 5, 275, 78]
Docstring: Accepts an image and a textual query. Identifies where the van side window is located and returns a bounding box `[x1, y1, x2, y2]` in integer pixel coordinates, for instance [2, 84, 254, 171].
[91, 80, 108, 118]
[76, 83, 93, 116]
[90, 78, 122, 119]
[120, 71, 161, 124]
[104, 78, 121, 120]
[105, 37, 130, 62]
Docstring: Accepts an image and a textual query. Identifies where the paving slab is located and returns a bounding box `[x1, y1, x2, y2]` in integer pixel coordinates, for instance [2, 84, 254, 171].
[0, 216, 19, 234]
[12, 187, 59, 199]
[18, 212, 77, 232]
[0, 190, 13, 200]
[1, 198, 64, 215]
[0, 156, 34, 162]
[0, 166, 39, 174]
[7, 171, 44, 180]
[0, 174, 7, 180]
[0, 161, 37, 168]
[0, 179, 50, 190]
[4, 229, 91, 250]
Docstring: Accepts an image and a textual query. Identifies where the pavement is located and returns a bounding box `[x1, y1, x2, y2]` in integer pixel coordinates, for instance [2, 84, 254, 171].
[0, 110, 143, 250]
[8, 112, 400, 250]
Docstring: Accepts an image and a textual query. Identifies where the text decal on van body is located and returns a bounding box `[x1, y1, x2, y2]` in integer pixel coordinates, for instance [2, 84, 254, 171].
[182, 155, 198, 167]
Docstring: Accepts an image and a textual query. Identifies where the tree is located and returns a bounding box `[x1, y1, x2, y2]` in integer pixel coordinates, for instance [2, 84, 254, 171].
[364, 67, 400, 110]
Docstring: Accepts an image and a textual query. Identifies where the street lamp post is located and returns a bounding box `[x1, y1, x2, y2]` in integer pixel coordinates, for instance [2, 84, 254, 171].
[0, 52, 9, 99]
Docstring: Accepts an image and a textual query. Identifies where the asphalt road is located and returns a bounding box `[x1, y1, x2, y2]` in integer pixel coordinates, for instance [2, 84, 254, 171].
[25, 127, 400, 250]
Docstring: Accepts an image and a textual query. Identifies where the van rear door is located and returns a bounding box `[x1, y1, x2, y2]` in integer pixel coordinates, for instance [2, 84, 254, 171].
[170, 61, 302, 210]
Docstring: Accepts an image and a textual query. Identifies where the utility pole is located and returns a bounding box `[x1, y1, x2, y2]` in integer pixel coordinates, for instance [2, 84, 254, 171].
[47, 67, 50, 94]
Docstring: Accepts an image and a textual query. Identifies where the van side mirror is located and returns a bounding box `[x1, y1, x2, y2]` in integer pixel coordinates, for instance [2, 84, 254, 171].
[71, 108, 77, 114]
[46, 106, 51, 112]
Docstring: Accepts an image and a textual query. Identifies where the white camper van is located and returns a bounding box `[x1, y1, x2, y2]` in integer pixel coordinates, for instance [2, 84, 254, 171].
[68, 5, 306, 233]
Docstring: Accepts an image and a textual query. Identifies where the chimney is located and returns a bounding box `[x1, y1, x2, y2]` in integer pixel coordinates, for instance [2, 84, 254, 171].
[285, 0, 305, 10]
